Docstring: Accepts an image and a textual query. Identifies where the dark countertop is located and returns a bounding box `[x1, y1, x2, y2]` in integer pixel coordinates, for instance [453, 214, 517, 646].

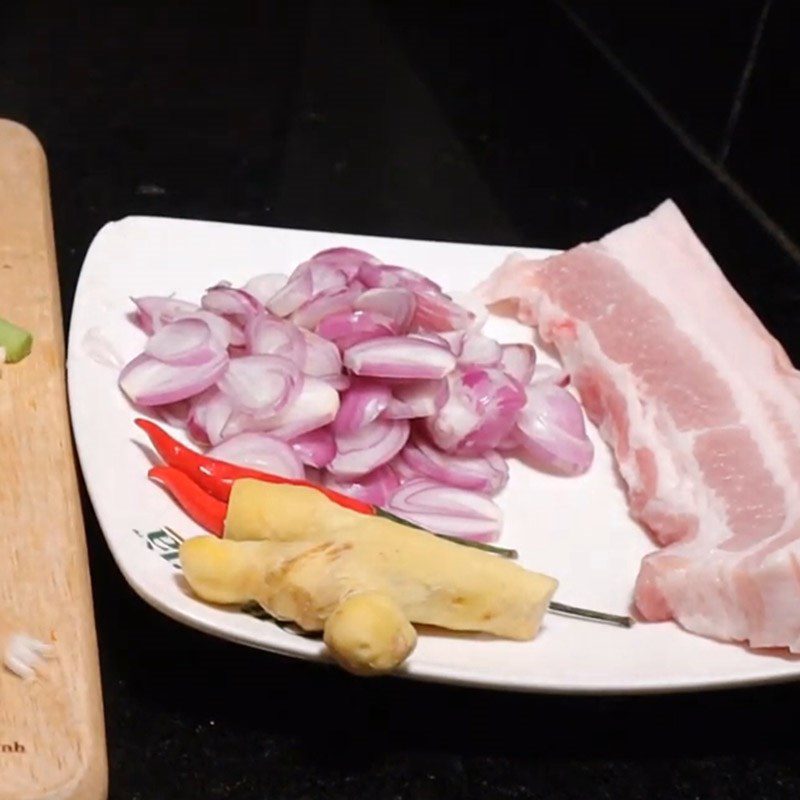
[3, 2, 799, 798]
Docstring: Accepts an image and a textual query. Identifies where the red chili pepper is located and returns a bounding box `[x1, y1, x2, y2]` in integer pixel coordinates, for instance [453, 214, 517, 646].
[136, 418, 376, 515]
[148, 465, 227, 537]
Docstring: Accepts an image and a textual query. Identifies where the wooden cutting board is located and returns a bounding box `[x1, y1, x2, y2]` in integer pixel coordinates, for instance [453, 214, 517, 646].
[0, 120, 107, 799]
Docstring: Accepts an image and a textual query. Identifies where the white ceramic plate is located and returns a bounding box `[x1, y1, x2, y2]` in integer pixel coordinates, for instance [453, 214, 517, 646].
[68, 216, 800, 694]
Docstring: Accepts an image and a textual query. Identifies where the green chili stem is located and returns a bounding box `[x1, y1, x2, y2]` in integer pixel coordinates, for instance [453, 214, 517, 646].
[548, 601, 634, 628]
[375, 508, 518, 558]
[433, 533, 518, 558]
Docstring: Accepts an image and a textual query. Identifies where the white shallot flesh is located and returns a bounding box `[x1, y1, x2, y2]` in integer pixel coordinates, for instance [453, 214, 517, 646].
[385, 479, 503, 541]
[120, 246, 595, 546]
[207, 432, 305, 478]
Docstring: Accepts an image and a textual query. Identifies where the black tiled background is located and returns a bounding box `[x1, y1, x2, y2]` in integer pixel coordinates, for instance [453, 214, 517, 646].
[2, 1, 799, 798]
[726, 0, 800, 242]
[563, 0, 767, 156]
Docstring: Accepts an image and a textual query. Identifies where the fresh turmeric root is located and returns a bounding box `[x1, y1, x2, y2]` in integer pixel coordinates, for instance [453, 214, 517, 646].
[323, 592, 417, 676]
[180, 479, 558, 675]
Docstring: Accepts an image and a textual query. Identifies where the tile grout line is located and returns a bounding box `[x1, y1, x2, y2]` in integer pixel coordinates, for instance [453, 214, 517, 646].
[718, 0, 773, 165]
[552, 0, 800, 267]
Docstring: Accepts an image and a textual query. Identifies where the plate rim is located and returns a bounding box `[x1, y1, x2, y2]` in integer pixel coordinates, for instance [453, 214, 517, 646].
[68, 215, 800, 695]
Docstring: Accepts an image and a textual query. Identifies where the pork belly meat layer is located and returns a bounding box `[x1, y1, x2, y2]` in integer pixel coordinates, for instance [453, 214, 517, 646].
[477, 200, 800, 650]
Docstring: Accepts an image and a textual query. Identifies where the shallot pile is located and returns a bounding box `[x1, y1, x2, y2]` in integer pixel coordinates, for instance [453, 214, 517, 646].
[120, 247, 593, 541]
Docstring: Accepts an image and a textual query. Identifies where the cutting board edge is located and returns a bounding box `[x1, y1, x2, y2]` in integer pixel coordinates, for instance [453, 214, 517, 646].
[0, 118, 108, 800]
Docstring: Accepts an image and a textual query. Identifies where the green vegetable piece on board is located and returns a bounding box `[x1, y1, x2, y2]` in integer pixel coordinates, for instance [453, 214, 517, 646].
[0, 316, 33, 363]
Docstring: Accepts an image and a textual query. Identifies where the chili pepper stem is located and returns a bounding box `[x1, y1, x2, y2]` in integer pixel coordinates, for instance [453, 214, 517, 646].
[434, 534, 518, 559]
[140, 423, 633, 629]
[548, 601, 634, 628]
[375, 508, 518, 558]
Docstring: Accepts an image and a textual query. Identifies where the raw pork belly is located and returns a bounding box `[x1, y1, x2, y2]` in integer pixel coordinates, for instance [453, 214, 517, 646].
[477, 200, 800, 650]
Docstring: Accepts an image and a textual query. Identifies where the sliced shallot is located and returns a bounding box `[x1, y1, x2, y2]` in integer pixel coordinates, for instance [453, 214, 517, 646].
[515, 383, 593, 475]
[208, 432, 305, 479]
[217, 354, 302, 415]
[440, 330, 466, 355]
[201, 285, 261, 319]
[360, 260, 475, 329]
[409, 331, 450, 348]
[291, 285, 362, 330]
[499, 343, 536, 385]
[399, 437, 508, 494]
[300, 255, 359, 292]
[145, 318, 222, 366]
[458, 332, 502, 367]
[157, 399, 192, 429]
[180, 310, 244, 348]
[246, 314, 306, 362]
[132, 296, 198, 334]
[318, 373, 351, 392]
[333, 379, 392, 435]
[301, 329, 343, 380]
[496, 428, 521, 452]
[328, 418, 410, 478]
[304, 466, 323, 485]
[311, 247, 382, 269]
[266, 267, 313, 317]
[187, 388, 234, 445]
[343, 335, 456, 380]
[243, 273, 287, 306]
[290, 427, 336, 468]
[119, 350, 229, 407]
[425, 367, 525, 455]
[385, 479, 503, 541]
[358, 263, 441, 294]
[389, 452, 420, 483]
[456, 367, 526, 454]
[450, 290, 488, 330]
[268, 256, 359, 317]
[412, 291, 474, 332]
[354, 288, 416, 333]
[253, 376, 340, 440]
[316, 309, 395, 350]
[424, 372, 481, 452]
[322, 463, 400, 507]
[384, 379, 449, 419]
[119, 248, 600, 555]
